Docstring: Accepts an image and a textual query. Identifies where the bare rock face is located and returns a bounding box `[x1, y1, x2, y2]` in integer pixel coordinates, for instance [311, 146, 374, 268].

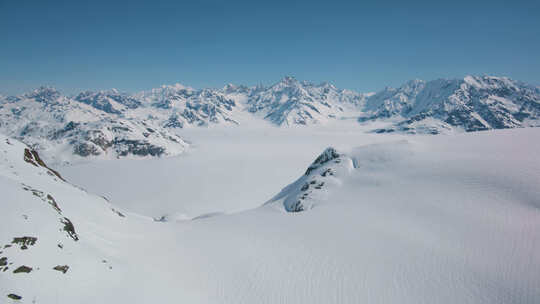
[53, 265, 69, 274]
[305, 147, 341, 175]
[7, 294, 22, 300]
[13, 265, 32, 273]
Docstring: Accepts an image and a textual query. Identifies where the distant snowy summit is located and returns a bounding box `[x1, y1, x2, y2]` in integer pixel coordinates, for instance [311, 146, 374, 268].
[1, 75, 539, 161]
[362, 76, 540, 134]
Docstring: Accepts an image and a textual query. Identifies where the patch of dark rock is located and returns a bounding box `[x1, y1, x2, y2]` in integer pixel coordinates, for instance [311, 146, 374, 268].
[60, 217, 79, 241]
[46, 194, 62, 214]
[0, 257, 7, 266]
[12, 236, 37, 250]
[23, 148, 38, 167]
[153, 215, 167, 222]
[314, 182, 325, 189]
[305, 147, 341, 175]
[53, 265, 69, 274]
[23, 149, 65, 181]
[7, 294, 22, 300]
[4, 244, 12, 249]
[321, 168, 334, 177]
[30, 150, 46, 167]
[74, 142, 101, 157]
[13, 265, 32, 273]
[114, 139, 165, 157]
[111, 208, 125, 217]
[57, 243, 63, 249]
[2, 267, 8, 272]
[289, 201, 304, 212]
[300, 183, 309, 191]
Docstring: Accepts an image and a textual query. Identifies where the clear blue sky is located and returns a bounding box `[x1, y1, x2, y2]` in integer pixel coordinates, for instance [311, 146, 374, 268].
[1, 0, 539, 95]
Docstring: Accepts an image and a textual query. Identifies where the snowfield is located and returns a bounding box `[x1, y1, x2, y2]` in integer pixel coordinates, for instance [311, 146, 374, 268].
[1, 125, 540, 303]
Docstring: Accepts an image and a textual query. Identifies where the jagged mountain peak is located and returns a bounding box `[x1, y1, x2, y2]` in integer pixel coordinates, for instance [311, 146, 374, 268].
[365, 75, 540, 134]
[24, 86, 62, 103]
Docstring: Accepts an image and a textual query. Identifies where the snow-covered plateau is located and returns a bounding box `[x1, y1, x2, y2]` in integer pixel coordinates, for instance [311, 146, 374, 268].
[1, 116, 539, 303]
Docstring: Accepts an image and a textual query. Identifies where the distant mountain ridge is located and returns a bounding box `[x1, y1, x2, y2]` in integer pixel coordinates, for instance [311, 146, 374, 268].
[362, 76, 540, 134]
[1, 75, 539, 160]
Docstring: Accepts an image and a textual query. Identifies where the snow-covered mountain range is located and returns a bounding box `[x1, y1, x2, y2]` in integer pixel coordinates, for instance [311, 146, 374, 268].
[1, 75, 539, 161]
[362, 76, 540, 134]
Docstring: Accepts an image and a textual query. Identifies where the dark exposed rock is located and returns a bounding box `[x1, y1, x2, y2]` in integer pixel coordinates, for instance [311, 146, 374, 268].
[60, 217, 79, 241]
[321, 168, 334, 177]
[12, 236, 37, 250]
[114, 139, 165, 157]
[53, 265, 69, 274]
[23, 148, 38, 167]
[7, 294, 22, 300]
[305, 147, 341, 175]
[289, 201, 304, 212]
[73, 142, 101, 156]
[111, 208, 125, 217]
[23, 148, 65, 181]
[46, 194, 62, 214]
[0, 257, 7, 266]
[13, 265, 32, 273]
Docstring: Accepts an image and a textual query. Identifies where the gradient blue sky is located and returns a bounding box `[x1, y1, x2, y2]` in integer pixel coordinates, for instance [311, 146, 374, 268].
[1, 0, 539, 95]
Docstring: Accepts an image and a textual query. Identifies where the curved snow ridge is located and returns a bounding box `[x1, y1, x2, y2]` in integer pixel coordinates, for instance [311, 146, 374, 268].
[265, 147, 356, 212]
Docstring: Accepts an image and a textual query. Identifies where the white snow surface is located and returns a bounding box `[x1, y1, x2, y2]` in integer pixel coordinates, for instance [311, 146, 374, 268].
[1, 124, 540, 303]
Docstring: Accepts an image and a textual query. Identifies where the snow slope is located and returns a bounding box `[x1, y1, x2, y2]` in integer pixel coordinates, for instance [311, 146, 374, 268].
[0, 134, 131, 302]
[45, 127, 540, 303]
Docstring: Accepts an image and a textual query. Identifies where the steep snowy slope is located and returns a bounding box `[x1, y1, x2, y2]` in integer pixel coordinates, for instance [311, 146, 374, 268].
[0, 135, 129, 302]
[363, 75, 540, 134]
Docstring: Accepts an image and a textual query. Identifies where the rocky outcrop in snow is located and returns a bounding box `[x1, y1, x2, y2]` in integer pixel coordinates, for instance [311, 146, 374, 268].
[265, 147, 355, 212]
